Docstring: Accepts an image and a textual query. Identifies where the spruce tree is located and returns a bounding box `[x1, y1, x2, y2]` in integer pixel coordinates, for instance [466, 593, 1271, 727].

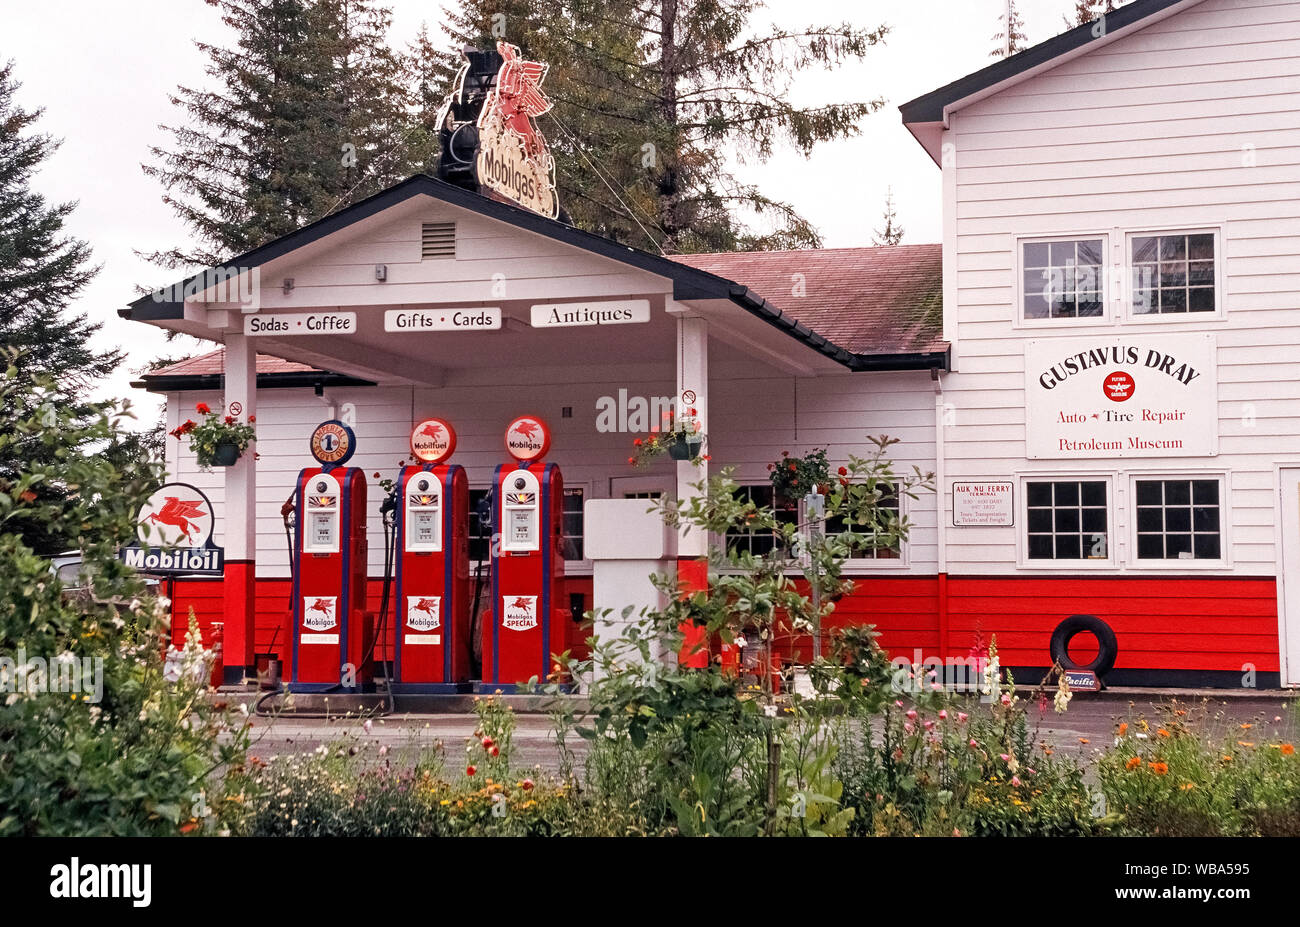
[1069, 0, 1128, 28]
[144, 0, 416, 269]
[991, 0, 1028, 58]
[871, 187, 904, 246]
[0, 60, 145, 554]
[434, 0, 888, 254]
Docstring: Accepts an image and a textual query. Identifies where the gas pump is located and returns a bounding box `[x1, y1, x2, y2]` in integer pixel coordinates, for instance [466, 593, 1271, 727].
[287, 421, 372, 692]
[481, 415, 566, 692]
[391, 418, 472, 692]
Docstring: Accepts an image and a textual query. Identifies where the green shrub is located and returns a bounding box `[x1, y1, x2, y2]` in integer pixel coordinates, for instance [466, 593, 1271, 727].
[0, 359, 250, 835]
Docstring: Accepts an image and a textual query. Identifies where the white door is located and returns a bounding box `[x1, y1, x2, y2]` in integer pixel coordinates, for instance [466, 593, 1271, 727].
[1279, 470, 1300, 686]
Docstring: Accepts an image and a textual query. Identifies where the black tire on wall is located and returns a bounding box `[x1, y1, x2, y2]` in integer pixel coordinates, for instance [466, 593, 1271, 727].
[1049, 614, 1118, 677]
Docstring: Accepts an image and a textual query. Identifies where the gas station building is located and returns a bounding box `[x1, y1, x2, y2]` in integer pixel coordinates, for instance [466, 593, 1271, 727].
[121, 0, 1300, 689]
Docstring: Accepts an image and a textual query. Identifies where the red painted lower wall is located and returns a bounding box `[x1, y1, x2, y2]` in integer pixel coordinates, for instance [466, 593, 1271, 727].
[170, 573, 1279, 680]
[168, 576, 595, 670]
[770, 574, 1279, 677]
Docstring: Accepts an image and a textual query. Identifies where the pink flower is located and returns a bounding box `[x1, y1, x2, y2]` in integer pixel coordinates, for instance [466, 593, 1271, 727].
[969, 739, 978, 748]
[1011, 776, 1022, 787]
[1000, 753, 1011, 763]
[958, 712, 969, 723]
[938, 709, 948, 720]
[923, 720, 935, 731]
[904, 722, 915, 733]
[905, 709, 917, 720]
[1001, 693, 1012, 705]
[894, 700, 904, 708]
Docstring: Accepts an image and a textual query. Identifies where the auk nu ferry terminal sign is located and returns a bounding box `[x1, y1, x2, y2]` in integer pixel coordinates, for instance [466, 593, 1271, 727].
[1025, 333, 1217, 459]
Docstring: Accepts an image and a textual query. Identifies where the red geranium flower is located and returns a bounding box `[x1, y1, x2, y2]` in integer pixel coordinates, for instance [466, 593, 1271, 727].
[838, 466, 848, 476]
[196, 402, 211, 415]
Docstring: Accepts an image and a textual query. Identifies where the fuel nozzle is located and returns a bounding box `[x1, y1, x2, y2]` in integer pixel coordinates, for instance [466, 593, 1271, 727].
[380, 489, 397, 528]
[281, 494, 296, 529]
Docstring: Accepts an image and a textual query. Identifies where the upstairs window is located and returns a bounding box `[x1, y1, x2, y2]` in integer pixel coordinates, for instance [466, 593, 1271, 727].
[1130, 232, 1217, 315]
[1021, 237, 1105, 321]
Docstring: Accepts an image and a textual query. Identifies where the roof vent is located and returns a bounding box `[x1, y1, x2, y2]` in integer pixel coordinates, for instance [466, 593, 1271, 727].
[421, 222, 456, 259]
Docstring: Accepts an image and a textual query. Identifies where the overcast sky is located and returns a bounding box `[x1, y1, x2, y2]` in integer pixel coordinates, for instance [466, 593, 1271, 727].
[4, 0, 1087, 422]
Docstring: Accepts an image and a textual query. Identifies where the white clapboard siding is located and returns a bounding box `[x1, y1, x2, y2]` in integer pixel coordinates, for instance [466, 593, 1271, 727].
[941, 0, 1300, 576]
[165, 366, 940, 579]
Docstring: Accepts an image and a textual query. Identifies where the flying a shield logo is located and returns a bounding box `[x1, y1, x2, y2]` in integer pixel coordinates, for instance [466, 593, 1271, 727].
[406, 595, 442, 632]
[303, 596, 338, 631]
[502, 595, 538, 631]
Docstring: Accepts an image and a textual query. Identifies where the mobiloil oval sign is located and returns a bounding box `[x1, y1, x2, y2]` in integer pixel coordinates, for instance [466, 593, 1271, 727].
[118, 483, 225, 576]
[1025, 334, 1217, 459]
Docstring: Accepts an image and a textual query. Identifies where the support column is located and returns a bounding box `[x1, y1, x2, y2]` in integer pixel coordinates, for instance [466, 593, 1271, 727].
[222, 335, 257, 685]
[673, 311, 709, 667]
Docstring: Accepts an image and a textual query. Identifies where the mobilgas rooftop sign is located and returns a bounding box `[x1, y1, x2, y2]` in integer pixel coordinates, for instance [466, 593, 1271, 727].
[1025, 333, 1217, 459]
[118, 483, 225, 576]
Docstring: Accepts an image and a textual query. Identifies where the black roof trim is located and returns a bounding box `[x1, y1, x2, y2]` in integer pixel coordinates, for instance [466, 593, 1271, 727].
[726, 286, 949, 373]
[132, 370, 376, 393]
[899, 0, 1192, 125]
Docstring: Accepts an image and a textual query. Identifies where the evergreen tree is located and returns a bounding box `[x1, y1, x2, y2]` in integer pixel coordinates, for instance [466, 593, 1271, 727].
[991, 0, 1028, 58]
[1069, 0, 1128, 28]
[0, 60, 148, 554]
[144, 0, 416, 269]
[435, 0, 888, 253]
[871, 187, 904, 246]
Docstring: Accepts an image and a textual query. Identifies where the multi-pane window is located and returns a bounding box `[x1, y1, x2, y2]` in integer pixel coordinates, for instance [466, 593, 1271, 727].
[561, 487, 584, 560]
[1135, 479, 1221, 561]
[826, 484, 902, 560]
[1131, 233, 1216, 315]
[1022, 238, 1104, 320]
[725, 485, 796, 558]
[1026, 480, 1108, 560]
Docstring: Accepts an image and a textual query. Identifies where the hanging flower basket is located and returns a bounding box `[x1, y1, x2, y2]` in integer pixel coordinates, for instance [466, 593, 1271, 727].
[210, 442, 242, 467]
[628, 407, 708, 468]
[668, 435, 704, 460]
[172, 401, 256, 471]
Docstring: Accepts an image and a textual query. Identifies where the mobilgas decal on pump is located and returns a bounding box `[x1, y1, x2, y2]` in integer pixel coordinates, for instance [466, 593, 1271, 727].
[302, 596, 338, 631]
[502, 595, 538, 631]
[406, 596, 443, 635]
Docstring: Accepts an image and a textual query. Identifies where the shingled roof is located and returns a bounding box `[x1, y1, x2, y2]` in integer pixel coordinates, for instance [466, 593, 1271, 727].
[135, 349, 374, 392]
[672, 244, 944, 356]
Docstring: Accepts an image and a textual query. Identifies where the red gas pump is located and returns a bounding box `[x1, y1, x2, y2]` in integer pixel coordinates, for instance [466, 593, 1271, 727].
[392, 418, 472, 693]
[481, 415, 566, 693]
[287, 421, 372, 692]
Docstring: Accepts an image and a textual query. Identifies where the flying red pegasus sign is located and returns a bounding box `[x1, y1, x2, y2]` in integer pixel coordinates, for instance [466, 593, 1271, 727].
[119, 483, 225, 576]
[475, 41, 559, 218]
